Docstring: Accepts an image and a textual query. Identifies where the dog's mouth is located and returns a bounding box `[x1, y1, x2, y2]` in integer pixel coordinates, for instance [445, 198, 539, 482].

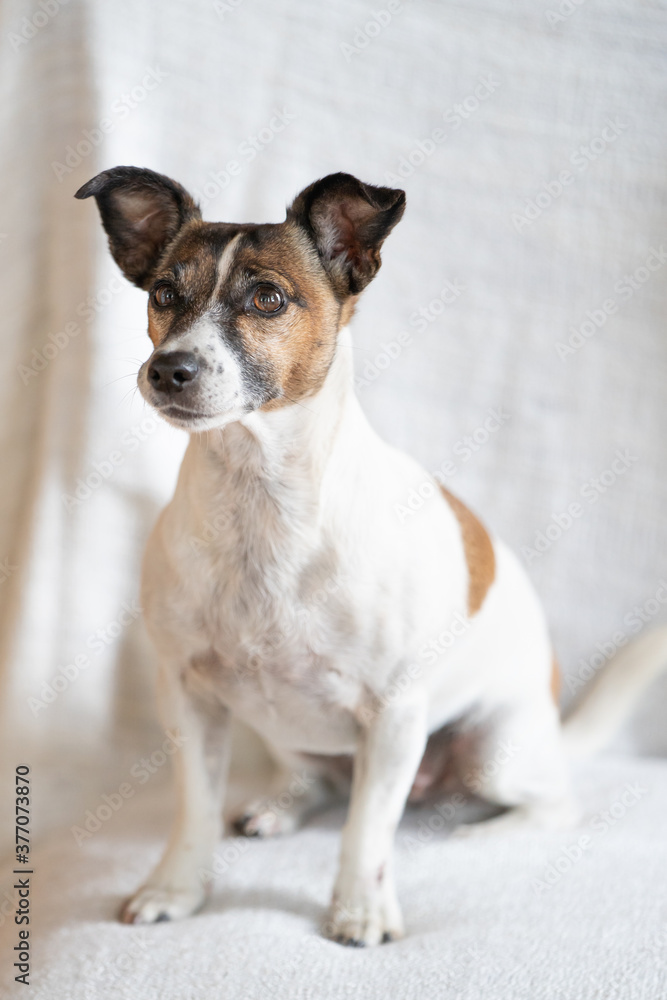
[155, 403, 222, 428]
[137, 361, 248, 431]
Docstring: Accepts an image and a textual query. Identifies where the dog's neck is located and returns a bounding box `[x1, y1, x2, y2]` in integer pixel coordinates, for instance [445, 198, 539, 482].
[189, 326, 361, 498]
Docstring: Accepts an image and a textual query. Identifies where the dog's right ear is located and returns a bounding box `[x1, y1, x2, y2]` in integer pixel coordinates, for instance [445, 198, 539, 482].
[75, 166, 201, 289]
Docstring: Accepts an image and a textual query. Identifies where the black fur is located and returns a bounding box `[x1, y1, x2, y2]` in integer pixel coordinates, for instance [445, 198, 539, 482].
[75, 166, 201, 289]
[288, 172, 406, 297]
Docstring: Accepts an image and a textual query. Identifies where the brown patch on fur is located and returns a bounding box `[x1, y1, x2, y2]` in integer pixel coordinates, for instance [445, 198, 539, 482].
[147, 312, 162, 346]
[228, 223, 342, 410]
[142, 218, 344, 407]
[146, 221, 221, 344]
[339, 296, 358, 327]
[440, 486, 495, 616]
[551, 653, 561, 706]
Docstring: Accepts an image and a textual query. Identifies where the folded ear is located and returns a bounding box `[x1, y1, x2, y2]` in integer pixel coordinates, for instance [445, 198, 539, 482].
[288, 172, 405, 296]
[75, 166, 201, 289]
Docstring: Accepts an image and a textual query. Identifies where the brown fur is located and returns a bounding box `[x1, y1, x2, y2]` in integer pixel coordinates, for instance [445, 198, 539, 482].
[77, 168, 402, 412]
[440, 486, 496, 616]
[147, 220, 219, 346]
[231, 224, 342, 410]
[145, 220, 342, 406]
[147, 313, 162, 347]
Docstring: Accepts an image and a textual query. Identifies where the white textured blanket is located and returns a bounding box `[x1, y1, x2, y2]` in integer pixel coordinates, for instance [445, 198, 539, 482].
[1, 0, 666, 995]
[1, 756, 666, 998]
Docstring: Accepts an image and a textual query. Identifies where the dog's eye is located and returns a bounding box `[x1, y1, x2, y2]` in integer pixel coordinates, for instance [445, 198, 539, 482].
[152, 283, 176, 308]
[252, 284, 284, 314]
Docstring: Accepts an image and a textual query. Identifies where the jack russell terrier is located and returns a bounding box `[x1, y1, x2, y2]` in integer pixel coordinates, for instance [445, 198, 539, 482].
[76, 167, 667, 946]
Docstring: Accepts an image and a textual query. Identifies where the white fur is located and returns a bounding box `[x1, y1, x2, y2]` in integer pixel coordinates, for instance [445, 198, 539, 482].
[137, 235, 251, 433]
[137, 316, 249, 432]
[562, 625, 667, 758]
[120, 325, 584, 943]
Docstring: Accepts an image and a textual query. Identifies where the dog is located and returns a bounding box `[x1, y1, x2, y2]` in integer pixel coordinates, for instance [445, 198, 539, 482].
[76, 167, 667, 946]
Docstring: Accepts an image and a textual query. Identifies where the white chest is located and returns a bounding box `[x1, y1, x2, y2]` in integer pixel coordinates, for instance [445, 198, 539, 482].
[141, 375, 468, 752]
[171, 545, 370, 751]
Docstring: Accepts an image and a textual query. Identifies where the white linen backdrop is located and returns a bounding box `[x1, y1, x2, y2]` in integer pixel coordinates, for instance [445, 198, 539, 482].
[1, 0, 666, 997]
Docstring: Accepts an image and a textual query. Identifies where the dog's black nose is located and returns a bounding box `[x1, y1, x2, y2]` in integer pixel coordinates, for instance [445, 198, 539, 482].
[147, 351, 200, 393]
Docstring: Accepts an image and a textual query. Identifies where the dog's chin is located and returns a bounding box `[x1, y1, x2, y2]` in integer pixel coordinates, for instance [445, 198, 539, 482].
[151, 402, 242, 433]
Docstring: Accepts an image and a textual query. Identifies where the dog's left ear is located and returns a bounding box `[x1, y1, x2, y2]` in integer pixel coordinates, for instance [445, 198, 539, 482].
[288, 172, 405, 296]
[75, 166, 201, 289]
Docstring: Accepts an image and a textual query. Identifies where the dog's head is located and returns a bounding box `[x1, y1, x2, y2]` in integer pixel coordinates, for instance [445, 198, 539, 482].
[76, 167, 405, 431]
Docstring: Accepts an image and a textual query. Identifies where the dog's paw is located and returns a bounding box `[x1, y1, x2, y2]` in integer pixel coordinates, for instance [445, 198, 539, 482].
[451, 799, 579, 839]
[232, 798, 299, 838]
[119, 884, 206, 924]
[323, 889, 404, 947]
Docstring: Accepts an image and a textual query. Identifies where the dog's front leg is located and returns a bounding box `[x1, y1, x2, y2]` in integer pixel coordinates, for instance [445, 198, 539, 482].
[326, 695, 427, 946]
[121, 663, 231, 924]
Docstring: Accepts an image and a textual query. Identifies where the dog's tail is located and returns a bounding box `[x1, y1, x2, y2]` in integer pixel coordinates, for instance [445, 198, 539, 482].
[561, 625, 667, 758]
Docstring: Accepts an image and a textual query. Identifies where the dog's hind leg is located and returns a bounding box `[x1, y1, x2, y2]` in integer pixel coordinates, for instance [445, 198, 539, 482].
[453, 698, 578, 837]
[232, 749, 341, 837]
